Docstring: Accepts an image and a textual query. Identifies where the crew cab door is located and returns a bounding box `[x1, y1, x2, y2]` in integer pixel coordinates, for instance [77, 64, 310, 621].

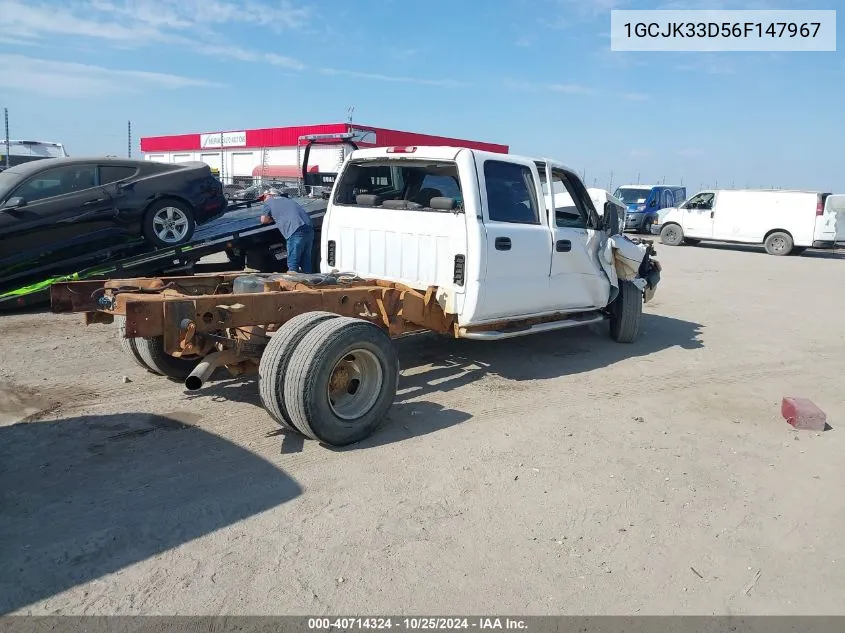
[470, 155, 553, 321]
[542, 162, 611, 310]
[0, 163, 114, 277]
[681, 191, 716, 238]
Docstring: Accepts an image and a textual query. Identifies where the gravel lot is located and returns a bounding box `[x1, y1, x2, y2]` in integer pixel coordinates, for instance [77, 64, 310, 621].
[1, 242, 843, 615]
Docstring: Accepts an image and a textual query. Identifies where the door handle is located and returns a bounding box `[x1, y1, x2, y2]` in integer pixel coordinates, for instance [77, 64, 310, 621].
[710, 211, 714, 218]
[82, 198, 107, 206]
[494, 237, 511, 251]
[555, 239, 571, 253]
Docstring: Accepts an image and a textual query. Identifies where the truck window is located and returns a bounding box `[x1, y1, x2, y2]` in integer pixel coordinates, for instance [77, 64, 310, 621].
[681, 192, 715, 209]
[541, 169, 591, 229]
[333, 161, 461, 209]
[483, 160, 539, 224]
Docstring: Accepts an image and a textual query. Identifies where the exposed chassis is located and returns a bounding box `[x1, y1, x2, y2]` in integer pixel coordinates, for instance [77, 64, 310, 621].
[50, 272, 623, 446]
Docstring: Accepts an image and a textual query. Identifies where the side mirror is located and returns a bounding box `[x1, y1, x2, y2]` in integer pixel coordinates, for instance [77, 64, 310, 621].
[604, 201, 620, 235]
[2, 196, 26, 210]
[649, 198, 657, 207]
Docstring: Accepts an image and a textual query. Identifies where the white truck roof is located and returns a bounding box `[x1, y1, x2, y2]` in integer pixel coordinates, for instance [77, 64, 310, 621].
[345, 146, 579, 175]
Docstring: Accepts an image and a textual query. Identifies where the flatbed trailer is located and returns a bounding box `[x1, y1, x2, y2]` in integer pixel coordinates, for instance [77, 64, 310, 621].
[1, 132, 354, 312]
[0, 191, 330, 311]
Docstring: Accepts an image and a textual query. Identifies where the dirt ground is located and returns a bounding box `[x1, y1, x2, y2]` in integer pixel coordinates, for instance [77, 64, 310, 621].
[1, 242, 843, 616]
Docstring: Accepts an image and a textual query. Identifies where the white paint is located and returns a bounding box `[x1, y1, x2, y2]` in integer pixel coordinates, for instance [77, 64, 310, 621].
[199, 152, 222, 172]
[231, 152, 256, 176]
[655, 189, 832, 249]
[820, 194, 845, 244]
[322, 146, 623, 329]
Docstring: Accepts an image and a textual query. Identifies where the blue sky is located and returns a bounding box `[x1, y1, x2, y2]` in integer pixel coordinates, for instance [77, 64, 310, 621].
[0, 0, 842, 192]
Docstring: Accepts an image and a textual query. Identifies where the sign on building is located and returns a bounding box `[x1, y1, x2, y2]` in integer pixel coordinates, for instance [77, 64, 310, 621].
[200, 131, 247, 149]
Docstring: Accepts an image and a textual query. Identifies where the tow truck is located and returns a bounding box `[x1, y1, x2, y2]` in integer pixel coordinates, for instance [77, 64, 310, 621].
[0, 133, 359, 311]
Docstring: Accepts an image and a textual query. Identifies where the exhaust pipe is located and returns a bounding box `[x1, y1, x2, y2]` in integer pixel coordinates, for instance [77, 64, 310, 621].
[184, 350, 237, 391]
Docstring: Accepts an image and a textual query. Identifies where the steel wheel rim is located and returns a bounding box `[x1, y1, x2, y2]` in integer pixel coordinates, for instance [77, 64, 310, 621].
[153, 207, 189, 243]
[771, 236, 786, 253]
[327, 349, 384, 420]
[664, 227, 678, 243]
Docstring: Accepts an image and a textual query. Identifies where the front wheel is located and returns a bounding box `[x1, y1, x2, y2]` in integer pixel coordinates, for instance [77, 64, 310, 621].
[641, 217, 654, 235]
[608, 280, 643, 344]
[659, 223, 684, 246]
[764, 231, 793, 256]
[143, 199, 196, 248]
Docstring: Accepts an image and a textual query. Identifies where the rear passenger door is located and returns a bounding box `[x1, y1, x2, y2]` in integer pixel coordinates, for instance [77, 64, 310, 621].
[471, 156, 553, 321]
[543, 163, 612, 310]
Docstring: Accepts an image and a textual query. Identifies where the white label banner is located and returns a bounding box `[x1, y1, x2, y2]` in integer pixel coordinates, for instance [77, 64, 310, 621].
[200, 131, 247, 149]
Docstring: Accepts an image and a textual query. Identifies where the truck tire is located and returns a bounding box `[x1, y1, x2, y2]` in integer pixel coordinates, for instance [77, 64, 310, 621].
[283, 317, 399, 446]
[142, 199, 196, 248]
[115, 315, 153, 373]
[258, 311, 339, 432]
[642, 217, 654, 235]
[123, 330, 200, 381]
[659, 223, 684, 246]
[764, 231, 793, 256]
[608, 280, 643, 344]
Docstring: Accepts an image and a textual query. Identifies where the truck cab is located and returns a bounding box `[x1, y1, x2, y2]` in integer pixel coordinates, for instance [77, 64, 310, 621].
[321, 146, 660, 340]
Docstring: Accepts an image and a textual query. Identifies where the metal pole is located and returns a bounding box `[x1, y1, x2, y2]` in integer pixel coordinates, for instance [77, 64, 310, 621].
[127, 120, 132, 158]
[608, 170, 614, 192]
[220, 131, 224, 185]
[636, 172, 640, 184]
[3, 108, 9, 168]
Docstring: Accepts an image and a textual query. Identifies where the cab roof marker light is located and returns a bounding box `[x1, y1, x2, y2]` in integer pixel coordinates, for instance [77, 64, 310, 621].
[386, 146, 417, 154]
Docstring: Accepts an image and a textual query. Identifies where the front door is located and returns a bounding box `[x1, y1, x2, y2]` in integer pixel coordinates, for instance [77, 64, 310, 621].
[0, 163, 114, 281]
[681, 191, 716, 238]
[470, 156, 552, 321]
[543, 162, 611, 310]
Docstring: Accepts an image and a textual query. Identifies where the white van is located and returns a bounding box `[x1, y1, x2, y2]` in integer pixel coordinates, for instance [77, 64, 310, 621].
[651, 189, 843, 255]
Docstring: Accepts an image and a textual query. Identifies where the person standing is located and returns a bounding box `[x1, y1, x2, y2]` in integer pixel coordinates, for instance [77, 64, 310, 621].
[259, 188, 316, 273]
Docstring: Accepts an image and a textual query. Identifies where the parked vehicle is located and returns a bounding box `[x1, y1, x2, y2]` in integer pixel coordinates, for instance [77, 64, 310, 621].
[613, 185, 686, 234]
[0, 140, 69, 170]
[0, 157, 227, 292]
[52, 145, 661, 447]
[651, 189, 841, 255]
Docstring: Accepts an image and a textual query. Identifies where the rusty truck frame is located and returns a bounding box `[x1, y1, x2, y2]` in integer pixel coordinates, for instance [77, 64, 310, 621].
[49, 271, 631, 446]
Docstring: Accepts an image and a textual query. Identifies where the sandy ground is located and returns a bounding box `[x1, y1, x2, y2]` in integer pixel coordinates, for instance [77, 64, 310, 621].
[1, 242, 844, 616]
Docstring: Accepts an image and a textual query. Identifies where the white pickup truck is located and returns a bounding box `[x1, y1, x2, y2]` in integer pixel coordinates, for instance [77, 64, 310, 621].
[321, 145, 660, 341]
[53, 145, 662, 447]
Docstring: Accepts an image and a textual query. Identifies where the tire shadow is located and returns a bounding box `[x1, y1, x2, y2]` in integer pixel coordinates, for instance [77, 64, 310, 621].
[0, 412, 301, 614]
[187, 313, 701, 450]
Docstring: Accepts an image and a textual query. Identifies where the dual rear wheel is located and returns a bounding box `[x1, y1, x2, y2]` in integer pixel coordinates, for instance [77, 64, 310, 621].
[258, 314, 400, 446]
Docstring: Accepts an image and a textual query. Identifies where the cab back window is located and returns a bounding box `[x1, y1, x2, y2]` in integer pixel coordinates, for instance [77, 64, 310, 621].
[334, 161, 463, 210]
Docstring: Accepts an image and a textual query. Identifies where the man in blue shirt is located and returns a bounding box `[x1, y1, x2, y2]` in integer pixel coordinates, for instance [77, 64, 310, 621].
[260, 188, 315, 273]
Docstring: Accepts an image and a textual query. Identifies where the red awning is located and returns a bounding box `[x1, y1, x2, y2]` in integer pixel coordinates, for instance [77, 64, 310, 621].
[252, 165, 319, 178]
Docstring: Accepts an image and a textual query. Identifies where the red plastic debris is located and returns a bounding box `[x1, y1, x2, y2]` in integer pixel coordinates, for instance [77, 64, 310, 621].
[781, 397, 827, 431]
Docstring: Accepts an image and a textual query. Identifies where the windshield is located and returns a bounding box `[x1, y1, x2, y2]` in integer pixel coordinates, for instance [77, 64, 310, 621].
[0, 171, 17, 200]
[613, 187, 651, 204]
